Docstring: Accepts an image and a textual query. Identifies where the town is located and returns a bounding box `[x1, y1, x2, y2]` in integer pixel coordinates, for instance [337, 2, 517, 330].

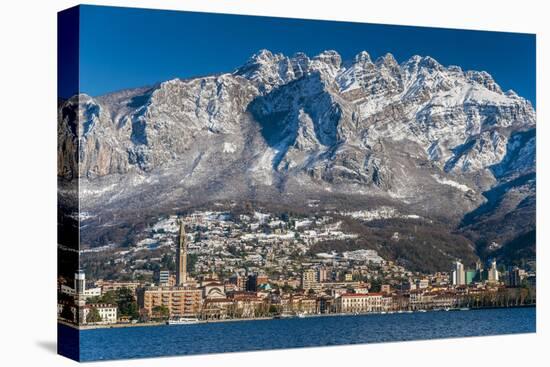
[58, 209, 536, 327]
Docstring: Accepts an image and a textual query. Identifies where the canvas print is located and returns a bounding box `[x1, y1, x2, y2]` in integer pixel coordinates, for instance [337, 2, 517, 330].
[57, 5, 536, 362]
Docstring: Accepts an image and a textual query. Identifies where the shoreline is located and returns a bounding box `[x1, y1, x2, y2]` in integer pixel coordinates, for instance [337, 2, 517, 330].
[60, 304, 536, 331]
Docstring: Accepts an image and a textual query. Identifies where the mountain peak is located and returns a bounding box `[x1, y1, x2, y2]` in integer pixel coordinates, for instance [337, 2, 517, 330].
[313, 50, 342, 68]
[250, 49, 279, 63]
[354, 51, 372, 64]
[375, 53, 398, 68]
[419, 56, 443, 70]
[466, 70, 502, 93]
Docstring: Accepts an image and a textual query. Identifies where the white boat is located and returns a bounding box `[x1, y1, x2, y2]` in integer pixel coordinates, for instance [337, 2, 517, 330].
[280, 313, 295, 319]
[297, 313, 306, 318]
[166, 317, 200, 325]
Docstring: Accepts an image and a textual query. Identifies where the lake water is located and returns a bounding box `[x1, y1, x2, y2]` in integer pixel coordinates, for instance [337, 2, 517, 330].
[62, 307, 535, 361]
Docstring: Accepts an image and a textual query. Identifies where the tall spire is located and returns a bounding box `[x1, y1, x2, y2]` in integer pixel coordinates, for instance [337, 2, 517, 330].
[176, 219, 187, 285]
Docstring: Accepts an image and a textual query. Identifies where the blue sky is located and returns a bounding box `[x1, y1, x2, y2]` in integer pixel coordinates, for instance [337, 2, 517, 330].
[70, 5, 535, 106]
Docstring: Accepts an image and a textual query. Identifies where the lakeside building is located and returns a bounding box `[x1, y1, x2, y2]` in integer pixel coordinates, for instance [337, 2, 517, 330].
[57, 302, 118, 325]
[200, 298, 234, 319]
[138, 286, 202, 318]
[409, 291, 457, 310]
[81, 304, 118, 325]
[279, 293, 318, 314]
[336, 293, 391, 313]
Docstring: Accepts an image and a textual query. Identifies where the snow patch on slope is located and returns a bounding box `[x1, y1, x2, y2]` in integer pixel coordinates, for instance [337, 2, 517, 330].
[432, 174, 472, 192]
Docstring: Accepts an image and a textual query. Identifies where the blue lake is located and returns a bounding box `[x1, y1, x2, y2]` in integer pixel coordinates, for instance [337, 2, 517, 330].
[65, 307, 535, 361]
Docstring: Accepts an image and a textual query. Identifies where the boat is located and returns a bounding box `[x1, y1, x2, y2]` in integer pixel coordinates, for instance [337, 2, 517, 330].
[280, 312, 295, 319]
[459, 307, 470, 311]
[297, 313, 306, 318]
[418, 309, 427, 313]
[166, 317, 200, 325]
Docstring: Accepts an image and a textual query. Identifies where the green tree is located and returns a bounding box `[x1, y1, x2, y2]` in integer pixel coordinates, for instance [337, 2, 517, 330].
[102, 290, 117, 304]
[370, 278, 382, 292]
[86, 307, 102, 323]
[152, 305, 170, 320]
[268, 304, 279, 314]
[116, 288, 140, 319]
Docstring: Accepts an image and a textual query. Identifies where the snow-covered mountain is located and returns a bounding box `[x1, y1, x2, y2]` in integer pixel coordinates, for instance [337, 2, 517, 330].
[58, 49, 536, 266]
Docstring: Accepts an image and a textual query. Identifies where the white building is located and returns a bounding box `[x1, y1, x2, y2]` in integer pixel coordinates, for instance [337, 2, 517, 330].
[452, 261, 466, 286]
[488, 259, 499, 283]
[337, 293, 391, 313]
[82, 303, 118, 324]
[416, 279, 430, 289]
[158, 270, 170, 286]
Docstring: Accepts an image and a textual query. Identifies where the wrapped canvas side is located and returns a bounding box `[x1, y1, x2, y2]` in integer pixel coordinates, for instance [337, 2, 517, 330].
[57, 5, 81, 362]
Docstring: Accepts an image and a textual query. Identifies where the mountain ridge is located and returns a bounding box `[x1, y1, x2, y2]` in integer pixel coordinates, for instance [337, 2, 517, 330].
[58, 49, 536, 269]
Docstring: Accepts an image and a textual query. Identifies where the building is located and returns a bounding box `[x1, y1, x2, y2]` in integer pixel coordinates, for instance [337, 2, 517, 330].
[229, 274, 247, 291]
[158, 270, 171, 286]
[137, 286, 202, 318]
[201, 281, 226, 299]
[201, 298, 234, 320]
[337, 293, 390, 313]
[176, 220, 188, 285]
[401, 280, 416, 292]
[256, 274, 269, 287]
[487, 259, 499, 284]
[465, 270, 476, 285]
[301, 269, 320, 291]
[60, 270, 101, 299]
[416, 279, 430, 289]
[381, 284, 392, 294]
[508, 266, 523, 287]
[318, 267, 329, 282]
[81, 303, 117, 325]
[452, 261, 466, 286]
[228, 292, 267, 318]
[95, 280, 141, 294]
